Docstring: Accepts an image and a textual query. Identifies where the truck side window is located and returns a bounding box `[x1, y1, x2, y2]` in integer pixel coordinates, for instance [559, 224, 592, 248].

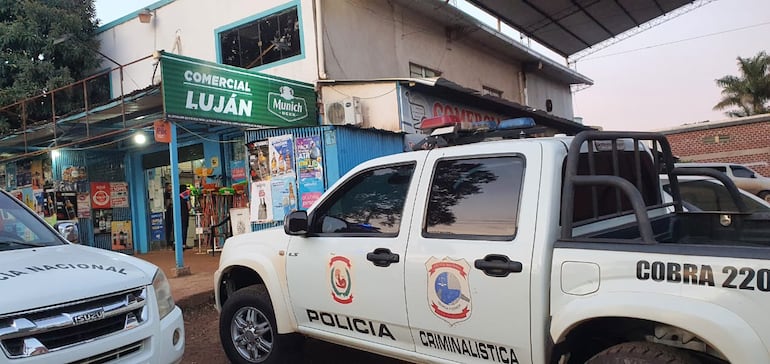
[731, 166, 755, 178]
[311, 163, 415, 235]
[424, 156, 524, 240]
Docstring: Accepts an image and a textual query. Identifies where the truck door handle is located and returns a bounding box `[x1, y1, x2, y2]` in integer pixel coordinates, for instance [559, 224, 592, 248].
[366, 248, 400, 267]
[474, 254, 522, 277]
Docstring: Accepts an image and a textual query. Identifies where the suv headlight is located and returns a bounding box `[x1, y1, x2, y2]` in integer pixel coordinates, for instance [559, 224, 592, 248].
[153, 269, 175, 319]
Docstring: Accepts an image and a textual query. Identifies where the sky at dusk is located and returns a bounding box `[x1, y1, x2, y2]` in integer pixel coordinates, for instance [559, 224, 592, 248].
[95, 0, 770, 132]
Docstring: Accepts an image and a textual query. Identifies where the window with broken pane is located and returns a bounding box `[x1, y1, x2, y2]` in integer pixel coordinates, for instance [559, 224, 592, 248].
[218, 6, 301, 69]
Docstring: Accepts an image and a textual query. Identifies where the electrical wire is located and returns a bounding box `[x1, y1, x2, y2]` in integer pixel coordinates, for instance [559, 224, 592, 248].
[579, 20, 770, 62]
[174, 122, 241, 144]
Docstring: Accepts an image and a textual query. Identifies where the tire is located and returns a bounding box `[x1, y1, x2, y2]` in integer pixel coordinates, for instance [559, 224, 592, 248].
[219, 284, 301, 364]
[759, 191, 770, 204]
[586, 342, 700, 364]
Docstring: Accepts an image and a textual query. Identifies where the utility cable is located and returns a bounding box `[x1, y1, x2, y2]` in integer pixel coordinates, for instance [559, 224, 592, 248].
[580, 20, 770, 62]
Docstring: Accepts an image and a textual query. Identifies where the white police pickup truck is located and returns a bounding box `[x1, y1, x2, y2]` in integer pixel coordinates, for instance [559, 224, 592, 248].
[0, 190, 184, 363]
[215, 126, 770, 364]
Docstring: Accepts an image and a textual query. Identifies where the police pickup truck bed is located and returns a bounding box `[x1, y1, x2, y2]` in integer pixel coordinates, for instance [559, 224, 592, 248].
[215, 130, 770, 364]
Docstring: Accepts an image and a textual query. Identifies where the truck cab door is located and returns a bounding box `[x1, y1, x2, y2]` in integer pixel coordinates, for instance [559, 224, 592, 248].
[286, 160, 422, 352]
[405, 143, 541, 364]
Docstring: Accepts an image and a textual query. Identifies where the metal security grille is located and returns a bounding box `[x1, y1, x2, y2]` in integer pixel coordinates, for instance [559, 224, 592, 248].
[0, 287, 147, 359]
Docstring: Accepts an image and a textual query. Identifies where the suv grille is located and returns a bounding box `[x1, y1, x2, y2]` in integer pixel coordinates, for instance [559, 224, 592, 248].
[0, 287, 147, 359]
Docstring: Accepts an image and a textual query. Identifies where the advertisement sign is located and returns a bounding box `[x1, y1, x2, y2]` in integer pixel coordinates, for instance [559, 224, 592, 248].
[270, 177, 297, 222]
[110, 182, 129, 208]
[90, 182, 111, 209]
[55, 192, 78, 220]
[160, 52, 317, 127]
[150, 212, 164, 241]
[268, 134, 295, 177]
[399, 87, 508, 148]
[230, 160, 247, 184]
[295, 136, 324, 208]
[230, 207, 251, 236]
[247, 140, 271, 182]
[76, 193, 91, 218]
[111, 221, 133, 251]
[154, 120, 172, 143]
[250, 181, 273, 223]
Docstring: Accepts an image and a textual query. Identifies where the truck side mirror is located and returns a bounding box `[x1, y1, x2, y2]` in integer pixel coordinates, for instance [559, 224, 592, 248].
[284, 210, 308, 235]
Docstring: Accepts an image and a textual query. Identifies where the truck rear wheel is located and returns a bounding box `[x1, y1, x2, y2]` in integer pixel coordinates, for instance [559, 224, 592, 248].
[219, 285, 301, 364]
[586, 342, 700, 364]
[758, 191, 770, 203]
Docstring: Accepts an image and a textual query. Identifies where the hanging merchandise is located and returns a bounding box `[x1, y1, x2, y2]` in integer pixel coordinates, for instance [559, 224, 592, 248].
[20, 187, 34, 211]
[295, 136, 324, 208]
[230, 207, 250, 236]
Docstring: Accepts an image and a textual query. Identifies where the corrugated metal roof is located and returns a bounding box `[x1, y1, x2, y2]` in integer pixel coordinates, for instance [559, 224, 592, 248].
[466, 0, 694, 56]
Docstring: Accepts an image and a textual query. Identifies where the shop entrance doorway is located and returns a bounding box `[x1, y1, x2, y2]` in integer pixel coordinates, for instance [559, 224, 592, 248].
[142, 144, 204, 251]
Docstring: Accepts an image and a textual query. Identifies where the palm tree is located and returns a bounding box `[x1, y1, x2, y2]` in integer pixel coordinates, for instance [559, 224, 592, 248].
[713, 51, 770, 117]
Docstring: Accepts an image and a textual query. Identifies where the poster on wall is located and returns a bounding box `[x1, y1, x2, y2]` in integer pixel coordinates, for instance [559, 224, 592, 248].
[247, 140, 270, 182]
[17, 160, 31, 187]
[76, 193, 91, 219]
[230, 207, 250, 236]
[55, 192, 78, 220]
[30, 160, 43, 189]
[57, 165, 87, 192]
[110, 182, 129, 208]
[250, 181, 273, 223]
[111, 221, 133, 251]
[230, 160, 247, 184]
[150, 212, 164, 241]
[43, 189, 57, 225]
[33, 189, 45, 217]
[94, 209, 113, 234]
[268, 134, 295, 177]
[0, 165, 6, 191]
[6, 162, 16, 190]
[21, 187, 34, 210]
[270, 177, 297, 222]
[295, 136, 325, 208]
[90, 182, 111, 209]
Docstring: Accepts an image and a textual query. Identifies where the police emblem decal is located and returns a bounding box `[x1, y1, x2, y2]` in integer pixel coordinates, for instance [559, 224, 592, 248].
[329, 256, 353, 304]
[426, 257, 472, 325]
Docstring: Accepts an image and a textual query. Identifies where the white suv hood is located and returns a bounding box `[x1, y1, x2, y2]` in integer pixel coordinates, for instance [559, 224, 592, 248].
[0, 244, 156, 314]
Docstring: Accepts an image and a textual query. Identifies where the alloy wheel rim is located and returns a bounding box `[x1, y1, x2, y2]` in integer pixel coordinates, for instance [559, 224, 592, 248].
[231, 306, 274, 363]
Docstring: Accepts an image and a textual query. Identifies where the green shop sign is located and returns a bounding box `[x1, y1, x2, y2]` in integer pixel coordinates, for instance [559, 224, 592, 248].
[160, 52, 317, 127]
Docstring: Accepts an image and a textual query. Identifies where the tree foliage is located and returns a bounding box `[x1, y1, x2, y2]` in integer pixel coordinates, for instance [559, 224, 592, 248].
[713, 51, 770, 117]
[0, 0, 101, 130]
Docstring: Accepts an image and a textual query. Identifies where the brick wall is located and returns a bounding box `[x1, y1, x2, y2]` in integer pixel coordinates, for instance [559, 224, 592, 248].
[664, 121, 770, 176]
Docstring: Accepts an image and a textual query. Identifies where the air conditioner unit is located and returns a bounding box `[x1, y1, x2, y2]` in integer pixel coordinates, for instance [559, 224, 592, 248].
[326, 97, 363, 125]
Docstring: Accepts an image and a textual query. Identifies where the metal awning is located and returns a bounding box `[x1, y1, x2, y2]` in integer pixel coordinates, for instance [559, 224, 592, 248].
[467, 0, 694, 57]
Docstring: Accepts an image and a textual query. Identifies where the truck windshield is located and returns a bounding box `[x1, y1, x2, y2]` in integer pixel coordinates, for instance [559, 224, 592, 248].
[0, 192, 66, 251]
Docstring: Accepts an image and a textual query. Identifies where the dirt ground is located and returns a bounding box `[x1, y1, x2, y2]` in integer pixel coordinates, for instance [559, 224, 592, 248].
[138, 249, 405, 364]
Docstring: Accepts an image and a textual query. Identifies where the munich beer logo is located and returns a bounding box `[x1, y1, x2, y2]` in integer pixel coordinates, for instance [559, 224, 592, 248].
[268, 85, 308, 122]
[329, 256, 353, 304]
[426, 257, 472, 325]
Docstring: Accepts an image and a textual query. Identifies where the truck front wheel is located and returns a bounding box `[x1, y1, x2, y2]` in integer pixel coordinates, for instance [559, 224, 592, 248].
[219, 285, 300, 364]
[586, 342, 700, 364]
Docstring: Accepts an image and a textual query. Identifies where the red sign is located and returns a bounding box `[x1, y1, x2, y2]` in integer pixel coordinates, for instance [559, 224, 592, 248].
[154, 120, 171, 143]
[90, 182, 111, 209]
